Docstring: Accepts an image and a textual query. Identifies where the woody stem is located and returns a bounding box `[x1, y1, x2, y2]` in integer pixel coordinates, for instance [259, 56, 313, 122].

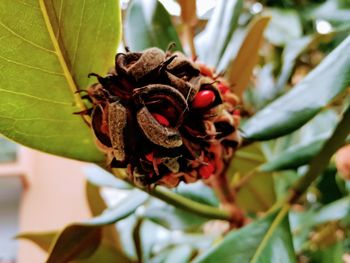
[210, 163, 245, 227]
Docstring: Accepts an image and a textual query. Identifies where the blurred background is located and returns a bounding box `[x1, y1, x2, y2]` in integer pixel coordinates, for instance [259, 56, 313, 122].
[1, 0, 350, 262]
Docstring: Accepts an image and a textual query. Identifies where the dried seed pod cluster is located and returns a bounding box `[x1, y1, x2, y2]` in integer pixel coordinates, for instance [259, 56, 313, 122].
[83, 47, 241, 187]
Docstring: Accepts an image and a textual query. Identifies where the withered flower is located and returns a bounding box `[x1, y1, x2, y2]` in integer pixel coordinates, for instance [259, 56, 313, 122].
[81, 47, 241, 188]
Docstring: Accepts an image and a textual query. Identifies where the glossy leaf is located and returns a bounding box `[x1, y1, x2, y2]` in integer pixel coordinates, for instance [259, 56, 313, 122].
[174, 182, 219, 207]
[305, 196, 350, 227]
[124, 0, 183, 51]
[18, 231, 131, 263]
[230, 143, 276, 212]
[259, 136, 328, 172]
[194, 211, 296, 263]
[47, 225, 102, 263]
[46, 190, 148, 263]
[195, 0, 243, 66]
[164, 245, 194, 263]
[85, 166, 132, 190]
[85, 181, 122, 250]
[242, 35, 350, 141]
[0, 0, 121, 162]
[143, 202, 208, 231]
[310, 242, 343, 263]
[275, 36, 313, 92]
[225, 16, 271, 98]
[81, 245, 131, 263]
[264, 8, 302, 46]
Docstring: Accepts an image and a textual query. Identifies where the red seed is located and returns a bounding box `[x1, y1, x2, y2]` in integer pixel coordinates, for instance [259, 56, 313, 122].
[192, 90, 216, 109]
[233, 109, 241, 116]
[145, 152, 154, 162]
[152, 113, 170, 127]
[199, 162, 215, 179]
[199, 64, 214, 78]
[218, 83, 229, 94]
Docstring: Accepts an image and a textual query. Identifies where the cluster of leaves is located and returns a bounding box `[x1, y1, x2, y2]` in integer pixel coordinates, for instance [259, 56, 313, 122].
[0, 0, 350, 262]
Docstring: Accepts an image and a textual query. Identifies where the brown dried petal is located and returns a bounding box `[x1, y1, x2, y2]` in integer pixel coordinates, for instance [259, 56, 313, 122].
[137, 107, 182, 148]
[91, 104, 112, 148]
[166, 51, 200, 78]
[128, 48, 166, 81]
[108, 102, 127, 162]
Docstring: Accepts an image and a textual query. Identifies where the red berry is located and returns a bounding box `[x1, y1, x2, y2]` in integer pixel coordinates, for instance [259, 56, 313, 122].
[152, 113, 170, 127]
[199, 64, 213, 78]
[192, 90, 216, 109]
[233, 109, 240, 116]
[199, 162, 215, 179]
[218, 83, 229, 94]
[145, 152, 154, 162]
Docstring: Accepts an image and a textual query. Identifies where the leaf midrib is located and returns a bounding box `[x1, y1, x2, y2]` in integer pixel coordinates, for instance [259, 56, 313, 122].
[39, 0, 87, 113]
[250, 206, 290, 263]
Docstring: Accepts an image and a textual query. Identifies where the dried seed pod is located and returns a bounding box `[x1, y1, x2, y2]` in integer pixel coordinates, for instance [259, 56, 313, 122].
[116, 48, 166, 82]
[82, 46, 241, 188]
[137, 106, 182, 148]
[108, 101, 127, 162]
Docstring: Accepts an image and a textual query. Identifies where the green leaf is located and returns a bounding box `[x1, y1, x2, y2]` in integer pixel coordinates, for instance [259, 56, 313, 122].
[46, 190, 148, 263]
[194, 210, 296, 263]
[263, 8, 302, 46]
[195, 0, 243, 66]
[85, 166, 132, 190]
[225, 16, 271, 98]
[79, 244, 131, 263]
[17, 230, 131, 263]
[17, 231, 57, 252]
[164, 245, 194, 263]
[143, 201, 208, 231]
[259, 136, 327, 172]
[309, 0, 350, 23]
[275, 36, 313, 92]
[230, 143, 276, 212]
[47, 225, 102, 263]
[0, 0, 121, 162]
[124, 0, 183, 51]
[85, 180, 122, 250]
[174, 182, 219, 207]
[306, 196, 350, 227]
[291, 103, 350, 197]
[310, 242, 343, 263]
[241, 35, 350, 141]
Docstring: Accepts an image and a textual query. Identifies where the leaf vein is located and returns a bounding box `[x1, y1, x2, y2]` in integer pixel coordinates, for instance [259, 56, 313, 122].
[0, 54, 63, 75]
[0, 20, 55, 53]
[71, 0, 86, 68]
[0, 87, 71, 105]
[86, 1, 106, 77]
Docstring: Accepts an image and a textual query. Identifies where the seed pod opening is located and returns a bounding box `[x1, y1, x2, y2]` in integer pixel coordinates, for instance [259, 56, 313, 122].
[83, 47, 241, 187]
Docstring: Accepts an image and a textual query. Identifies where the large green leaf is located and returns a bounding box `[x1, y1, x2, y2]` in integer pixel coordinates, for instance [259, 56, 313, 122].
[242, 35, 350, 141]
[230, 143, 276, 212]
[194, 210, 296, 263]
[143, 201, 208, 231]
[195, 0, 243, 67]
[124, 0, 182, 52]
[85, 165, 132, 190]
[259, 135, 327, 172]
[174, 182, 219, 207]
[46, 190, 148, 263]
[263, 8, 302, 46]
[0, 0, 121, 162]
